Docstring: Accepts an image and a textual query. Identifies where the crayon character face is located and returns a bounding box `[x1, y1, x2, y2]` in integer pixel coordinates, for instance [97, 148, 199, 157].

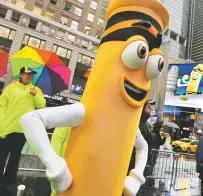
[190, 71, 202, 81]
[99, 2, 170, 108]
[120, 36, 164, 108]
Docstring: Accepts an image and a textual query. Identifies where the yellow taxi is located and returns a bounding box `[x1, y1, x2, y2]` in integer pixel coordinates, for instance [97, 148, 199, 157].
[180, 140, 199, 153]
[172, 139, 198, 153]
[172, 138, 192, 152]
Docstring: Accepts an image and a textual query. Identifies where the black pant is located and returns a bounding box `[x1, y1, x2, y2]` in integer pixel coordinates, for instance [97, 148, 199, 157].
[0, 133, 26, 188]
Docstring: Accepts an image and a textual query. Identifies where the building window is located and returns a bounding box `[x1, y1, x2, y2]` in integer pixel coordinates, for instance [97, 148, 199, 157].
[77, 54, 93, 66]
[170, 31, 177, 41]
[179, 37, 185, 45]
[50, 0, 57, 5]
[95, 28, 102, 39]
[0, 26, 15, 40]
[90, 44, 98, 53]
[11, 12, 21, 23]
[67, 34, 75, 43]
[33, 6, 42, 15]
[72, 54, 95, 95]
[16, 0, 25, 8]
[70, 20, 79, 30]
[0, 26, 16, 53]
[77, 0, 85, 3]
[97, 18, 104, 26]
[0, 7, 7, 18]
[45, 11, 53, 19]
[60, 16, 68, 25]
[52, 45, 72, 66]
[81, 40, 88, 49]
[74, 7, 82, 16]
[87, 13, 94, 22]
[100, 6, 106, 15]
[28, 19, 38, 29]
[90, 1, 97, 10]
[64, 2, 73, 12]
[84, 26, 91, 35]
[22, 35, 45, 49]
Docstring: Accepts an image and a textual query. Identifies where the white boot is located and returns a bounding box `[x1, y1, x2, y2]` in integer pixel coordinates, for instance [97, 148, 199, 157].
[46, 158, 73, 194]
[123, 175, 141, 196]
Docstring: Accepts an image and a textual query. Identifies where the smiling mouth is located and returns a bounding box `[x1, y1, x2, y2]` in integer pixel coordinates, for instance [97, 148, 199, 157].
[124, 80, 147, 101]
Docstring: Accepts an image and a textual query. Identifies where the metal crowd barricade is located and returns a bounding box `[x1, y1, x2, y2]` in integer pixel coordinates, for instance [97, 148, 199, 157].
[146, 149, 200, 194]
[19, 138, 200, 194]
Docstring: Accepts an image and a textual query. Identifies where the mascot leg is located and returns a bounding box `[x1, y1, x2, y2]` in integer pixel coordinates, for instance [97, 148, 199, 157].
[123, 130, 148, 196]
[19, 103, 85, 194]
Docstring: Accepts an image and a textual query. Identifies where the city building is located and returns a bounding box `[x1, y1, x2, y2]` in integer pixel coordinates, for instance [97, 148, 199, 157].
[188, 0, 203, 63]
[5, 0, 109, 39]
[0, 0, 105, 102]
[0, 0, 196, 109]
[160, 0, 192, 60]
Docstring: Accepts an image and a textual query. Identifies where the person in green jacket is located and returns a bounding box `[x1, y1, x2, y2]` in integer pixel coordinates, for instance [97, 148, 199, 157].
[50, 127, 71, 196]
[51, 127, 71, 158]
[0, 66, 46, 195]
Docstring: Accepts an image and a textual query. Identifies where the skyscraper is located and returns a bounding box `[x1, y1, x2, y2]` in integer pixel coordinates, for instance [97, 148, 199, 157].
[160, 0, 192, 60]
[188, 0, 203, 63]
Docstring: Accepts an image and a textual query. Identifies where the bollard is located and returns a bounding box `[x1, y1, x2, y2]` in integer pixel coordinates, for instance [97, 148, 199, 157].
[17, 184, 26, 196]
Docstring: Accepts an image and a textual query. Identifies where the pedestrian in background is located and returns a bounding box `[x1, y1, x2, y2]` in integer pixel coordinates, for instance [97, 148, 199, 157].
[127, 99, 156, 175]
[127, 99, 157, 195]
[151, 121, 167, 169]
[0, 66, 46, 195]
[49, 127, 71, 195]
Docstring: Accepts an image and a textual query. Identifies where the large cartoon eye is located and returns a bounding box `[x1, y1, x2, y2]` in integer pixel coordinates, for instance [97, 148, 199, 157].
[146, 54, 165, 80]
[122, 41, 149, 69]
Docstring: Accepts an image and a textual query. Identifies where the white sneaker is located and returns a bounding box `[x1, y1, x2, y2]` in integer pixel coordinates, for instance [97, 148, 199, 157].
[46, 158, 72, 194]
[123, 176, 141, 196]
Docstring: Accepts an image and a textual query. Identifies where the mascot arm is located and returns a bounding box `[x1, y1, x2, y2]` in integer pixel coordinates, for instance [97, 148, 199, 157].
[123, 129, 148, 196]
[19, 103, 85, 194]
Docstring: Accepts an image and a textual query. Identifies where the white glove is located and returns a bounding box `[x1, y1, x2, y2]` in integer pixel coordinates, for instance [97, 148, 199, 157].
[123, 175, 141, 196]
[46, 158, 73, 195]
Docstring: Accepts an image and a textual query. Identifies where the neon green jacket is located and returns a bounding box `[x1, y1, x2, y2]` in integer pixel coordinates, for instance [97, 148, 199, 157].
[0, 81, 46, 138]
[51, 127, 71, 157]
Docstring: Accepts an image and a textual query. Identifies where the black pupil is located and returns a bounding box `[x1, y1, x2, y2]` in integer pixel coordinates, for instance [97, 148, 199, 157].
[141, 46, 146, 56]
[159, 60, 164, 71]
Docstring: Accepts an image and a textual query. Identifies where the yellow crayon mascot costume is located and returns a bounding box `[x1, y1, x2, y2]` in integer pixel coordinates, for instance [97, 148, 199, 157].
[20, 0, 169, 196]
[186, 64, 203, 95]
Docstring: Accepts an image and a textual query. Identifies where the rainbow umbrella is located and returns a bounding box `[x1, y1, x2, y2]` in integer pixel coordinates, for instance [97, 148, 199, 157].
[0, 49, 8, 77]
[84, 68, 92, 78]
[10, 46, 71, 95]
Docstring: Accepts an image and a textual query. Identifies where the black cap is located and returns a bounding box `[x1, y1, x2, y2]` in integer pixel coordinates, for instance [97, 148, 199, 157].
[20, 66, 37, 74]
[145, 99, 156, 107]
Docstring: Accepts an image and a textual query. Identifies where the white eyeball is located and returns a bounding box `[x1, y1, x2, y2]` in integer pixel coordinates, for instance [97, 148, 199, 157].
[146, 54, 165, 80]
[121, 40, 149, 69]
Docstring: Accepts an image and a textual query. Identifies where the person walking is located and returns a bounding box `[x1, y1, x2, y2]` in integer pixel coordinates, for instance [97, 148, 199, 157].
[0, 66, 46, 195]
